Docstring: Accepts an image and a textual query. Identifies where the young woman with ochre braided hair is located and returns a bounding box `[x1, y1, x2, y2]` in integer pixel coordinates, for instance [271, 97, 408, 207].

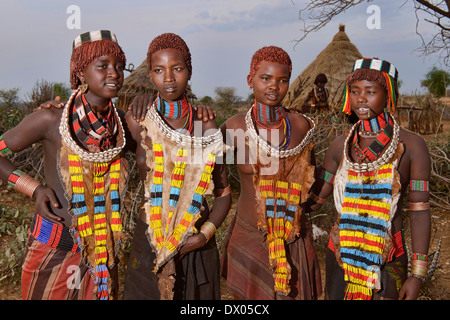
[0, 30, 137, 300]
[122, 33, 231, 300]
[306, 58, 431, 300]
[220, 46, 322, 300]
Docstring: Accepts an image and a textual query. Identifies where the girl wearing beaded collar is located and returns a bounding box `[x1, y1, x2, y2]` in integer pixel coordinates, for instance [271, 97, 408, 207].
[307, 58, 431, 300]
[0, 30, 138, 300]
[220, 46, 322, 300]
[122, 33, 231, 300]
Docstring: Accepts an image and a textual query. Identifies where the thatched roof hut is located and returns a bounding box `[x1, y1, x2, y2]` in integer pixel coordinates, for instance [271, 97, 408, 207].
[283, 25, 363, 111]
[117, 60, 197, 110]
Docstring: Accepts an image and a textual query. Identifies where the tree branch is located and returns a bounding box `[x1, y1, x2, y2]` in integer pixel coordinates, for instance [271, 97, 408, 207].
[415, 0, 450, 18]
[295, 0, 449, 66]
[296, 0, 367, 43]
[424, 17, 450, 31]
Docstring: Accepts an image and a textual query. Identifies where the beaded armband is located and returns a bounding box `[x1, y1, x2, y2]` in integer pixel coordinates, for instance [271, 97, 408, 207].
[319, 168, 335, 184]
[0, 135, 13, 158]
[409, 180, 429, 192]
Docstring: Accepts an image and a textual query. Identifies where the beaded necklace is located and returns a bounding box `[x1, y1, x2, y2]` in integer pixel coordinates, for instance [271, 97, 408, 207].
[70, 94, 117, 152]
[337, 123, 402, 299]
[156, 94, 193, 133]
[69, 155, 122, 300]
[251, 101, 290, 151]
[61, 91, 126, 300]
[337, 113, 401, 300]
[352, 112, 394, 162]
[359, 111, 390, 136]
[254, 101, 286, 124]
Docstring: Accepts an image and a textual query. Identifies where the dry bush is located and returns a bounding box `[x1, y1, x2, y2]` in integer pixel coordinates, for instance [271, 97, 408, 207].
[428, 138, 450, 209]
[398, 94, 443, 135]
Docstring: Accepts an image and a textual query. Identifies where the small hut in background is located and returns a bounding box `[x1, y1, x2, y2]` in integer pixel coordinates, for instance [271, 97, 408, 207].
[283, 25, 363, 111]
[117, 60, 197, 111]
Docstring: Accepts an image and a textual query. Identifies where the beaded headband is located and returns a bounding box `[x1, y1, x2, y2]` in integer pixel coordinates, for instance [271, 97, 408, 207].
[72, 30, 118, 50]
[353, 58, 398, 81]
[341, 58, 399, 115]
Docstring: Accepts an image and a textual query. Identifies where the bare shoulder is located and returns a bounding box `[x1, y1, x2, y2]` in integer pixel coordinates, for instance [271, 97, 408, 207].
[287, 110, 313, 132]
[123, 110, 143, 136]
[398, 128, 431, 180]
[399, 128, 431, 170]
[21, 107, 64, 134]
[220, 113, 246, 131]
[321, 133, 347, 171]
[399, 128, 429, 154]
[328, 134, 347, 157]
[123, 109, 138, 126]
[33, 105, 64, 122]
[4, 106, 64, 146]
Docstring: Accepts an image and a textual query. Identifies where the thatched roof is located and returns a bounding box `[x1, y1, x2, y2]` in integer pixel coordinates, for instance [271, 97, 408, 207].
[283, 25, 363, 111]
[117, 60, 197, 110]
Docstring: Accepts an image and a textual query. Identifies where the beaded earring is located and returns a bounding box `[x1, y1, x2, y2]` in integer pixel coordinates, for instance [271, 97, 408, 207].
[79, 81, 89, 93]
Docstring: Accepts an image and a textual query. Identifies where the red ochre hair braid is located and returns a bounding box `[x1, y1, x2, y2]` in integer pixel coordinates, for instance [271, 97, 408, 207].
[70, 40, 127, 89]
[146, 33, 192, 79]
[248, 46, 292, 84]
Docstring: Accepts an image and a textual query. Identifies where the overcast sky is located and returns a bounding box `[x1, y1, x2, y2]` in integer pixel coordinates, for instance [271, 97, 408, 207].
[0, 0, 446, 103]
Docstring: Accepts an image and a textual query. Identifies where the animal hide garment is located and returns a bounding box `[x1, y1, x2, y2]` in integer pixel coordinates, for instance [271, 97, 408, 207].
[140, 107, 223, 298]
[248, 115, 316, 296]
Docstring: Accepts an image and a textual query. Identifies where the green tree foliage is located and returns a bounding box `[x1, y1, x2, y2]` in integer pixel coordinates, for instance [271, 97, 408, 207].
[0, 88, 22, 132]
[198, 95, 214, 106]
[52, 82, 72, 101]
[214, 87, 241, 110]
[24, 79, 71, 112]
[0, 88, 20, 109]
[0, 80, 72, 131]
[421, 67, 449, 97]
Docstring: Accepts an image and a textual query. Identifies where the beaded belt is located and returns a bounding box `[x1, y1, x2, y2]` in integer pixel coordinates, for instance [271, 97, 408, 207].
[30, 214, 79, 252]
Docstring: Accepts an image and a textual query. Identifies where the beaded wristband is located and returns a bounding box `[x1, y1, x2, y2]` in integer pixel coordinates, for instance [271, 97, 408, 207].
[0, 135, 13, 158]
[7, 169, 24, 187]
[8, 170, 42, 198]
[412, 253, 428, 261]
[408, 272, 426, 282]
